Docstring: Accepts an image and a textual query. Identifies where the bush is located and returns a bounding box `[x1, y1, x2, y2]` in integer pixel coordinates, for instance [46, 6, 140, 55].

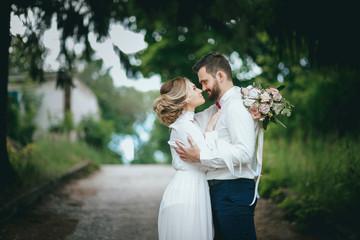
[7, 88, 40, 145]
[277, 197, 300, 222]
[2, 136, 116, 205]
[260, 133, 360, 239]
[78, 116, 115, 150]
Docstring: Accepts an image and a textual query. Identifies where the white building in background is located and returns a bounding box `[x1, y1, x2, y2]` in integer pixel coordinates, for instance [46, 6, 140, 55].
[8, 73, 100, 134]
[34, 77, 100, 131]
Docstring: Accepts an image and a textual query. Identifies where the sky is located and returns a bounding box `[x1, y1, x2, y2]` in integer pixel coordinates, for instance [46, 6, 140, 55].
[10, 12, 162, 92]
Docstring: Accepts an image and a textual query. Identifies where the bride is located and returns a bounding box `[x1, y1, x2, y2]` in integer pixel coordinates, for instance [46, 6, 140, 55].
[153, 77, 221, 240]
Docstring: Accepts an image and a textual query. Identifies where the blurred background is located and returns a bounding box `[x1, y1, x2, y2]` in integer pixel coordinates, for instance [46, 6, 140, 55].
[2, 0, 359, 239]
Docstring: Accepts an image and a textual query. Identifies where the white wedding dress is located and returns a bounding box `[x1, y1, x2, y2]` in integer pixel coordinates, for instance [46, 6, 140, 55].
[158, 111, 214, 240]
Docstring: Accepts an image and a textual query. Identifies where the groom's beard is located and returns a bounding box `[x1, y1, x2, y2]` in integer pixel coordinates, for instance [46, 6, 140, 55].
[208, 81, 221, 101]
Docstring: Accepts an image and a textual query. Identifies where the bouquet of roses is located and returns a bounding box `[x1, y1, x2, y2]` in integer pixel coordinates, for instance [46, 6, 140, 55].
[241, 83, 294, 130]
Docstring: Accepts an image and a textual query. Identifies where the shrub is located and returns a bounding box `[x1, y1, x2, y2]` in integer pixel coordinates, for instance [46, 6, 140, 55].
[78, 116, 115, 150]
[7, 88, 40, 145]
[260, 133, 360, 238]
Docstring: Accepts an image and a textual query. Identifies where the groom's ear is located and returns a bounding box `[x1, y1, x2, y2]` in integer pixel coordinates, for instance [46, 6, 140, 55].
[216, 71, 224, 83]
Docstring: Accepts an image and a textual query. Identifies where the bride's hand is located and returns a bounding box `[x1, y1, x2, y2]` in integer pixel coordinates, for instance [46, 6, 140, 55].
[205, 110, 222, 132]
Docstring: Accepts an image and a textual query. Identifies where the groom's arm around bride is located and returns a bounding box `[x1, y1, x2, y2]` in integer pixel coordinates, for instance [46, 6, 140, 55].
[175, 52, 259, 240]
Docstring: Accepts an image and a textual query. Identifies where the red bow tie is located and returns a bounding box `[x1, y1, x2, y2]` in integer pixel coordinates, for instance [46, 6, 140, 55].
[215, 101, 221, 109]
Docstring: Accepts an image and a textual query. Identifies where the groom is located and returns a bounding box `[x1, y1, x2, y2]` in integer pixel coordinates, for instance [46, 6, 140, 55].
[175, 52, 260, 240]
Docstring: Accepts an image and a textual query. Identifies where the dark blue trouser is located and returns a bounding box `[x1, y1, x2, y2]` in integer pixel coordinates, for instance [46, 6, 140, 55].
[209, 178, 257, 240]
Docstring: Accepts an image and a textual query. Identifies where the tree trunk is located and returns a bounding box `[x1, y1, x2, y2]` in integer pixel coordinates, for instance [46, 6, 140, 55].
[64, 81, 71, 112]
[0, 0, 18, 189]
[63, 79, 73, 134]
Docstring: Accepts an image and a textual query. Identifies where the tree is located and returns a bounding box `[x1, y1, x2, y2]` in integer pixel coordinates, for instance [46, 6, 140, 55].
[1, 1, 17, 189]
[3, 0, 359, 187]
[131, 0, 360, 75]
[2, 0, 130, 188]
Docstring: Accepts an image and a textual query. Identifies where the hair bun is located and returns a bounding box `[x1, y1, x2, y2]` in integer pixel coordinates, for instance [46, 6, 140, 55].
[153, 77, 189, 126]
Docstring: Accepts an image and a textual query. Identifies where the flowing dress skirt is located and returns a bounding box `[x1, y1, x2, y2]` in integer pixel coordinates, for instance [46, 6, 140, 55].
[158, 169, 213, 240]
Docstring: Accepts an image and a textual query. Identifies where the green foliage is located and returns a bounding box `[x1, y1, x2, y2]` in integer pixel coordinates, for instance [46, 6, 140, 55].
[2, 135, 121, 205]
[284, 67, 360, 136]
[12, 0, 357, 76]
[78, 116, 115, 151]
[260, 133, 360, 238]
[130, 0, 359, 86]
[9, 32, 46, 82]
[10, 0, 131, 82]
[277, 197, 300, 222]
[77, 60, 154, 135]
[7, 88, 41, 145]
[48, 111, 75, 134]
[63, 111, 74, 133]
[6, 135, 121, 188]
[3, 136, 91, 203]
[6, 3, 360, 238]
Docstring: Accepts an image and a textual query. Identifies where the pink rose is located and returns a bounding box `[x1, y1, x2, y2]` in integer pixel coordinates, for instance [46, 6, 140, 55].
[273, 93, 282, 101]
[259, 104, 270, 114]
[250, 104, 258, 112]
[250, 104, 261, 120]
[270, 88, 279, 95]
[251, 111, 261, 120]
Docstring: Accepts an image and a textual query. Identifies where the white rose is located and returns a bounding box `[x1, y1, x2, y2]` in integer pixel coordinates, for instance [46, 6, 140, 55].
[273, 103, 285, 114]
[248, 88, 261, 99]
[243, 98, 256, 107]
[260, 92, 270, 102]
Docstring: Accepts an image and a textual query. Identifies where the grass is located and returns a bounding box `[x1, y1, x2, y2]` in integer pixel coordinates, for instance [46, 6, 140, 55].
[1, 135, 121, 206]
[260, 133, 360, 239]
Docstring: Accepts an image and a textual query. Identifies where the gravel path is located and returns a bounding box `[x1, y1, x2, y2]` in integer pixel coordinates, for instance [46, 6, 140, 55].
[0, 165, 316, 240]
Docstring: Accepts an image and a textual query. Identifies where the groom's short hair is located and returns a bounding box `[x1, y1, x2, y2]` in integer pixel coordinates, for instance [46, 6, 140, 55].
[192, 52, 232, 80]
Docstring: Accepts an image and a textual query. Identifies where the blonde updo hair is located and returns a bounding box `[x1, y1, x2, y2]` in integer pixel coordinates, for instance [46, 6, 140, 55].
[153, 77, 191, 126]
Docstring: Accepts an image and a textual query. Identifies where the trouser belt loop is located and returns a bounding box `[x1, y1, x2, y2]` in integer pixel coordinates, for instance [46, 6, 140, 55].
[208, 179, 222, 187]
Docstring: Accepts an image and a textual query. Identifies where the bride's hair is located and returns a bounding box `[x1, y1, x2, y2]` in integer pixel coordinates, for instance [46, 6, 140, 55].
[153, 77, 191, 126]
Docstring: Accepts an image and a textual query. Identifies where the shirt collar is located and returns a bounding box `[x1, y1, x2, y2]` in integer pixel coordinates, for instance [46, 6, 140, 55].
[181, 111, 195, 121]
[170, 111, 194, 128]
[218, 86, 238, 107]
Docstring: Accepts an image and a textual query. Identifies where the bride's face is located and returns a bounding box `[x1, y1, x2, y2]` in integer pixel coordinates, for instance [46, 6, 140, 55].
[185, 83, 205, 109]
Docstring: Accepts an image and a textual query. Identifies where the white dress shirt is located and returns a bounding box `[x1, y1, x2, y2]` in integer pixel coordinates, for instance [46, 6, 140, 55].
[194, 86, 261, 183]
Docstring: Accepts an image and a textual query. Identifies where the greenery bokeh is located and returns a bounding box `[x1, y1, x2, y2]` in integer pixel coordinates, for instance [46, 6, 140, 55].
[3, 0, 359, 238]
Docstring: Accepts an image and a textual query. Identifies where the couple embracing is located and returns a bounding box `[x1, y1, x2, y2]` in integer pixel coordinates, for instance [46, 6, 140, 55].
[153, 52, 261, 240]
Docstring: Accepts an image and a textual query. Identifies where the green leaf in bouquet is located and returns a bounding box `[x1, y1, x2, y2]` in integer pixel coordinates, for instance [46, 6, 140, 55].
[277, 85, 286, 91]
[263, 119, 269, 130]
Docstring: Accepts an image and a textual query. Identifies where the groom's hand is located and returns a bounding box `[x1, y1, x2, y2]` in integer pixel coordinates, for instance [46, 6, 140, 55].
[175, 136, 200, 163]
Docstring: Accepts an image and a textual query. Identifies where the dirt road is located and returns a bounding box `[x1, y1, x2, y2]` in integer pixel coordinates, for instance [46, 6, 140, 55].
[0, 165, 316, 240]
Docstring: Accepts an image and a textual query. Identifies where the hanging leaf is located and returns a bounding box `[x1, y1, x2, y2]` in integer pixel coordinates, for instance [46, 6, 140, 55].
[263, 119, 269, 130]
[277, 85, 286, 91]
